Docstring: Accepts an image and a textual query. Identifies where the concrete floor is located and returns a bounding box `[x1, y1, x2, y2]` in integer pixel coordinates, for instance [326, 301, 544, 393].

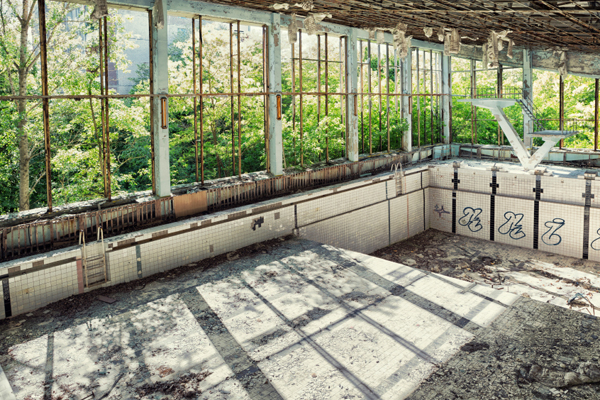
[1, 237, 599, 399]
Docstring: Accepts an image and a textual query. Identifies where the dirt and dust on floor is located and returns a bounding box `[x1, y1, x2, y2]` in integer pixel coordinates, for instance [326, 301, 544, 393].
[372, 229, 600, 316]
[0, 236, 293, 400]
[2, 231, 600, 400]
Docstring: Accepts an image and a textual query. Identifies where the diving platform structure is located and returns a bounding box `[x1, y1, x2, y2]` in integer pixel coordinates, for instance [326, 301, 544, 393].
[459, 98, 578, 170]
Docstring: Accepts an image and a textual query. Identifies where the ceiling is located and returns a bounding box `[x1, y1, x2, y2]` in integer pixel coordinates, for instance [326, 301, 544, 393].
[202, 1, 600, 53]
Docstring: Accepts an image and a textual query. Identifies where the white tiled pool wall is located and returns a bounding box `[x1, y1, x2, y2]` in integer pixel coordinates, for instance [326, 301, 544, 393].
[0, 169, 429, 319]
[2, 160, 597, 320]
[429, 165, 599, 262]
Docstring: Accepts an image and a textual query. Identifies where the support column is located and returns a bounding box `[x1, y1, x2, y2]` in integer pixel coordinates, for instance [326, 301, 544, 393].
[595, 78, 598, 152]
[268, 13, 283, 175]
[441, 54, 451, 144]
[345, 28, 359, 161]
[470, 59, 476, 145]
[152, 0, 171, 197]
[559, 74, 565, 148]
[401, 49, 412, 151]
[523, 49, 533, 147]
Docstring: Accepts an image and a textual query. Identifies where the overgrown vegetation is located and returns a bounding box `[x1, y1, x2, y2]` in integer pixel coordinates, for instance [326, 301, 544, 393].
[0, 3, 596, 215]
[451, 57, 597, 147]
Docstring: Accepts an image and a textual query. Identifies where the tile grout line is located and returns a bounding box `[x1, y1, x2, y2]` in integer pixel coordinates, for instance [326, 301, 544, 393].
[451, 167, 460, 234]
[490, 170, 498, 241]
[582, 179, 594, 259]
[533, 175, 543, 250]
[2, 278, 11, 318]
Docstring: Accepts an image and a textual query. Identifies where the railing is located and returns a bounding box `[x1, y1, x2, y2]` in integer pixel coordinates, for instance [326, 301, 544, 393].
[0, 150, 433, 263]
[0, 198, 171, 262]
[517, 98, 547, 131]
[471, 86, 523, 100]
[536, 118, 592, 134]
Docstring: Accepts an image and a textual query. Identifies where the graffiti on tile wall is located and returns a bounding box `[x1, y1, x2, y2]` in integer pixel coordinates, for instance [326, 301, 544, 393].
[458, 207, 483, 232]
[591, 229, 600, 251]
[498, 212, 526, 240]
[434, 204, 450, 218]
[541, 218, 565, 246]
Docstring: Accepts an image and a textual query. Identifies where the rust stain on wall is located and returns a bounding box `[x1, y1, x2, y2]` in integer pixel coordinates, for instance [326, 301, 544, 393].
[173, 191, 208, 218]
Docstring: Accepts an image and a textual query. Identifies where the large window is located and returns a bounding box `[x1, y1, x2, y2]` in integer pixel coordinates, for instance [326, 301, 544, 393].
[411, 48, 443, 147]
[0, 3, 152, 213]
[167, 17, 268, 183]
[281, 30, 347, 168]
[533, 71, 596, 149]
[451, 58, 523, 145]
[358, 40, 408, 154]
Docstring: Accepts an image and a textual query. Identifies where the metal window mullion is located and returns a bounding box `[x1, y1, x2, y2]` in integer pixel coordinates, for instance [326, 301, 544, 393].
[595, 78, 598, 152]
[237, 20, 241, 177]
[292, 42, 296, 163]
[430, 49, 433, 145]
[360, 40, 364, 153]
[378, 43, 382, 152]
[299, 29, 303, 167]
[417, 49, 421, 148]
[394, 46, 398, 149]
[103, 16, 111, 200]
[230, 23, 235, 175]
[340, 36, 343, 125]
[99, 19, 107, 198]
[199, 16, 204, 183]
[192, 18, 198, 183]
[368, 40, 372, 154]
[38, 0, 52, 211]
[325, 33, 329, 162]
[386, 43, 390, 151]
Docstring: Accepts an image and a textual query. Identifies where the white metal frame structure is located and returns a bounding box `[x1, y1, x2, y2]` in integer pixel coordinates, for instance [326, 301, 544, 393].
[459, 98, 578, 170]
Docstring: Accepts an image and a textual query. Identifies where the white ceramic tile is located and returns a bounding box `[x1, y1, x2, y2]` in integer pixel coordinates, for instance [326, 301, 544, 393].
[299, 202, 389, 254]
[407, 190, 426, 238]
[588, 208, 600, 262]
[429, 188, 452, 233]
[428, 166, 454, 190]
[297, 182, 387, 226]
[538, 202, 584, 259]
[541, 176, 586, 206]
[456, 192, 490, 241]
[458, 169, 493, 194]
[496, 172, 536, 200]
[494, 196, 534, 249]
[389, 194, 408, 244]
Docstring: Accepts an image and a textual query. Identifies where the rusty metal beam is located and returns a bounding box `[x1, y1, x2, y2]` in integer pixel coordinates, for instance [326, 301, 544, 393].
[37, 0, 53, 212]
[299, 29, 304, 167]
[560, 74, 565, 148]
[237, 20, 242, 177]
[104, 16, 111, 200]
[193, 17, 199, 183]
[594, 78, 598, 151]
[230, 22, 235, 176]
[199, 15, 205, 184]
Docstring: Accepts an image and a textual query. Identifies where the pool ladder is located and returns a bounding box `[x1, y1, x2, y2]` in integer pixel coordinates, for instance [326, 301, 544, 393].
[79, 228, 107, 288]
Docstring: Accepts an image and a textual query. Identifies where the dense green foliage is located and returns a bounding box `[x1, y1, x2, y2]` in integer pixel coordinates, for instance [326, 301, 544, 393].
[0, 5, 597, 215]
[450, 58, 597, 147]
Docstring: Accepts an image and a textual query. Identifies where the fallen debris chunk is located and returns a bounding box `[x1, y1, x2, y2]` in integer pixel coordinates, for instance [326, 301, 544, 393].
[528, 362, 600, 388]
[98, 295, 116, 304]
[460, 341, 489, 353]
